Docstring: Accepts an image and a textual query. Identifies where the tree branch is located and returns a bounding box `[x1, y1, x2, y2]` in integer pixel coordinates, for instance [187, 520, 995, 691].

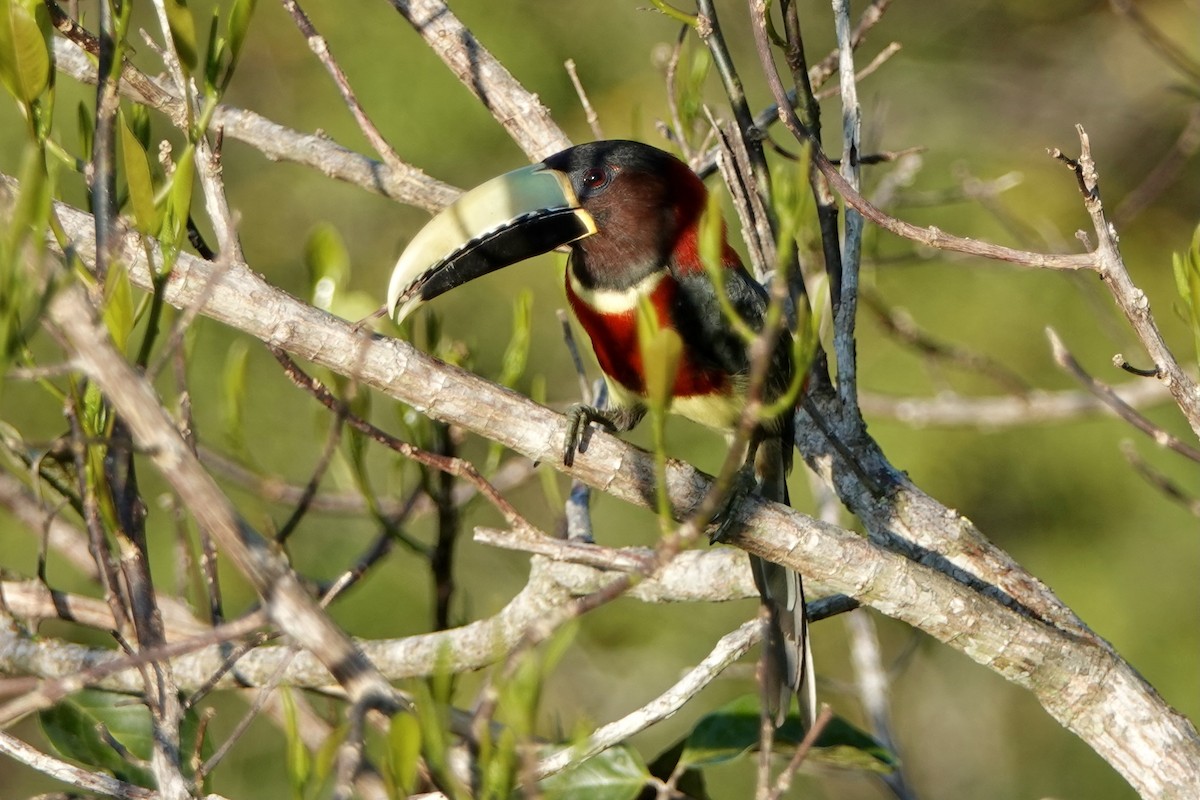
[10, 178, 1198, 796]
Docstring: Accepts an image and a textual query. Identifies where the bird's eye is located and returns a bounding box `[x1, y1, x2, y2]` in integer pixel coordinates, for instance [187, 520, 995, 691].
[582, 167, 610, 191]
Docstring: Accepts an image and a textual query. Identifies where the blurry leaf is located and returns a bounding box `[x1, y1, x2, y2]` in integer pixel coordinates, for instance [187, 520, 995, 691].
[636, 297, 680, 414]
[305, 223, 349, 311]
[82, 377, 107, 435]
[312, 722, 347, 790]
[163, 0, 198, 72]
[227, 0, 258, 68]
[119, 111, 161, 235]
[0, 145, 50, 373]
[675, 695, 896, 774]
[411, 669, 468, 799]
[0, 0, 51, 105]
[647, 740, 711, 800]
[164, 143, 195, 248]
[800, 716, 898, 773]
[386, 712, 421, 798]
[1172, 224, 1200, 364]
[676, 46, 710, 139]
[676, 695, 760, 769]
[202, 9, 224, 92]
[221, 339, 250, 455]
[39, 689, 155, 788]
[280, 689, 312, 800]
[479, 726, 518, 800]
[102, 260, 134, 353]
[127, 102, 151, 151]
[497, 289, 532, 389]
[540, 745, 648, 800]
[76, 100, 94, 158]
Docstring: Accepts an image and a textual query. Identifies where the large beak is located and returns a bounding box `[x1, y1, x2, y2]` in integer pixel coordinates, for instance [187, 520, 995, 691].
[387, 164, 597, 323]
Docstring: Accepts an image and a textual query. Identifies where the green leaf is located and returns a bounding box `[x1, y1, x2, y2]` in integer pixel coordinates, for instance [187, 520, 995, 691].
[202, 9, 224, 92]
[102, 261, 135, 353]
[0, 144, 51, 373]
[280, 689, 312, 800]
[164, 0, 199, 73]
[636, 297, 681, 413]
[540, 745, 648, 800]
[1171, 223, 1200, 364]
[164, 143, 195, 247]
[305, 223, 349, 311]
[497, 289, 532, 389]
[76, 100, 94, 158]
[801, 716, 898, 773]
[647, 740, 711, 800]
[228, 0, 258, 67]
[221, 339, 250, 454]
[676, 695, 897, 774]
[386, 712, 421, 798]
[0, 0, 51, 104]
[676, 695, 761, 769]
[311, 722, 346, 789]
[39, 690, 154, 788]
[119, 111, 161, 235]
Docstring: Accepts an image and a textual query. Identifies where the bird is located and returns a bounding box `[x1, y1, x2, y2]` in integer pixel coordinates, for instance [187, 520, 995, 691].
[386, 139, 815, 728]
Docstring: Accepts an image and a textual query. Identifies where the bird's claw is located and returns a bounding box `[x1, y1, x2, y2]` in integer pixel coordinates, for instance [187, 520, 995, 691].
[563, 403, 618, 467]
[706, 465, 758, 544]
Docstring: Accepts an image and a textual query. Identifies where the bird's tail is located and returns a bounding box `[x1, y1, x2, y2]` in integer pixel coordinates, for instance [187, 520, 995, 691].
[750, 437, 817, 729]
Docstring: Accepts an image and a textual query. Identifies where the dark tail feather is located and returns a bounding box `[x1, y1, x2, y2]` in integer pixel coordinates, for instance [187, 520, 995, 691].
[751, 438, 816, 729]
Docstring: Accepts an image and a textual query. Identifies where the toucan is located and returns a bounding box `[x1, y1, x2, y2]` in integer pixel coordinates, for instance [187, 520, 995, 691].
[386, 140, 815, 728]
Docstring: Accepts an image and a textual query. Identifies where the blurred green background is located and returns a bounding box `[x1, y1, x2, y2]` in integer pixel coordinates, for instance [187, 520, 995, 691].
[2, 0, 1199, 797]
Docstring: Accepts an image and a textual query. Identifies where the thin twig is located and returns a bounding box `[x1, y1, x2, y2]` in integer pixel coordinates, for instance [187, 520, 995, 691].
[565, 59, 603, 140]
[268, 347, 536, 534]
[1047, 328, 1200, 463]
[536, 620, 760, 779]
[280, 0, 406, 171]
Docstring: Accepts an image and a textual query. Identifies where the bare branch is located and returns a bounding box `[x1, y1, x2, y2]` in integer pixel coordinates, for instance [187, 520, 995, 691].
[1048, 328, 1200, 463]
[386, 0, 571, 160]
[1052, 127, 1200, 439]
[536, 619, 760, 779]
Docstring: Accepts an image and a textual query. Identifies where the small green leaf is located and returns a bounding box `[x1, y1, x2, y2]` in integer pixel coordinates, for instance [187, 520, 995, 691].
[119, 111, 161, 235]
[1172, 223, 1200, 364]
[0, 0, 51, 105]
[221, 339, 250, 454]
[636, 297, 681, 413]
[497, 290, 532, 389]
[280, 689, 311, 800]
[163, 0, 199, 72]
[305, 223, 349, 311]
[102, 261, 135, 353]
[39, 689, 156, 788]
[228, 0, 258, 67]
[164, 143, 195, 247]
[479, 726, 518, 800]
[676, 695, 761, 769]
[540, 745, 648, 800]
[800, 715, 898, 773]
[386, 712, 421, 797]
[311, 722, 346, 789]
[202, 9, 224, 92]
[676, 695, 897, 774]
[76, 100, 94, 158]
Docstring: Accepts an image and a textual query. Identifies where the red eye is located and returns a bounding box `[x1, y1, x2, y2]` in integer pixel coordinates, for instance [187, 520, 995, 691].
[582, 167, 609, 190]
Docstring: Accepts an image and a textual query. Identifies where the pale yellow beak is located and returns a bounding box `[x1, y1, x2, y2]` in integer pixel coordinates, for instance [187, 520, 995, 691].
[386, 163, 597, 323]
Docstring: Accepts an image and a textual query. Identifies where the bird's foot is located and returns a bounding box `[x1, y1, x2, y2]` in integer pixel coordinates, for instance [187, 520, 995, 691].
[707, 462, 758, 544]
[563, 403, 619, 467]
